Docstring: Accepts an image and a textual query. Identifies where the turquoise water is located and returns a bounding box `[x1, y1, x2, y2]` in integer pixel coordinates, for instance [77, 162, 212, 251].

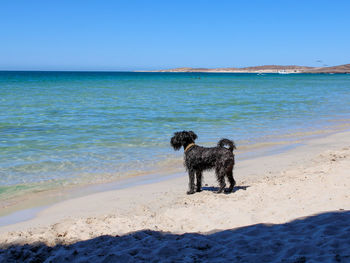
[1, 72, 350, 197]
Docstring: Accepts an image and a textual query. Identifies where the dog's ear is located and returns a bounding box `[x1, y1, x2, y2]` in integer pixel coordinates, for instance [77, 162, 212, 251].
[188, 131, 197, 141]
[170, 133, 182, 150]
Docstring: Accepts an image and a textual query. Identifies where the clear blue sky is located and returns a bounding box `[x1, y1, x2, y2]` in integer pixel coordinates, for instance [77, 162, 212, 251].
[1, 0, 349, 71]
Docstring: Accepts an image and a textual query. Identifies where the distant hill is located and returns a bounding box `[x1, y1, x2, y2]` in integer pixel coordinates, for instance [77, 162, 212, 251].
[305, 64, 350, 73]
[148, 64, 350, 73]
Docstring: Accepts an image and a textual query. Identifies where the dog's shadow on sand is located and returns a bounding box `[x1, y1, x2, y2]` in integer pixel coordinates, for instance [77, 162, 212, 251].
[201, 185, 250, 194]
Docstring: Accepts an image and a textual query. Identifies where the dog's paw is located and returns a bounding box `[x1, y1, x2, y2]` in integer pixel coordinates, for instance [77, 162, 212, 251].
[196, 189, 202, 193]
[224, 188, 234, 193]
[187, 190, 195, 195]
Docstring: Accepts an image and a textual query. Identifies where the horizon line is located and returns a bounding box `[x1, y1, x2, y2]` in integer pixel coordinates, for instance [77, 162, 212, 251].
[0, 62, 348, 73]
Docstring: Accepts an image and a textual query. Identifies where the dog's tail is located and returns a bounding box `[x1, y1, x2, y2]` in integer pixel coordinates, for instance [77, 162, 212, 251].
[217, 138, 236, 152]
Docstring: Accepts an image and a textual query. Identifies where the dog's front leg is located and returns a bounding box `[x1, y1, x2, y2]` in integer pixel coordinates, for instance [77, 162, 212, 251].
[187, 170, 195, 195]
[196, 171, 202, 192]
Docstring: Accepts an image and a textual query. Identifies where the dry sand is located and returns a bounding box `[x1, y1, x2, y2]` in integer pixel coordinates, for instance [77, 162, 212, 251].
[0, 131, 350, 262]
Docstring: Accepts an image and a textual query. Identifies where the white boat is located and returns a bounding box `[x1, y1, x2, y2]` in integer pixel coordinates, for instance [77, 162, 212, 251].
[278, 70, 290, 74]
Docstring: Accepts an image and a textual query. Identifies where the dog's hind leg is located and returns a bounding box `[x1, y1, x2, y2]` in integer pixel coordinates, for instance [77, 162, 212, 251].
[215, 167, 226, 194]
[196, 171, 202, 192]
[225, 167, 236, 193]
[187, 170, 196, 195]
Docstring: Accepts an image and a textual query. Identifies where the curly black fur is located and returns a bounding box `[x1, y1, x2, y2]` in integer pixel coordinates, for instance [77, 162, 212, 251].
[170, 131, 236, 194]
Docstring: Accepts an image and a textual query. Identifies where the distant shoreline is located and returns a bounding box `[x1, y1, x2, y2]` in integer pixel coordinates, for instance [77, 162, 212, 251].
[140, 63, 350, 74]
[1, 63, 350, 74]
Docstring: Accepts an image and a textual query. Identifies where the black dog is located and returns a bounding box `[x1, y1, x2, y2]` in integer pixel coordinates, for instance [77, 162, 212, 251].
[170, 131, 236, 194]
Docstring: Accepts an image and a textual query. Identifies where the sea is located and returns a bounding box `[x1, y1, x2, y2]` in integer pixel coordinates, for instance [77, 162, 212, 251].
[1, 71, 350, 202]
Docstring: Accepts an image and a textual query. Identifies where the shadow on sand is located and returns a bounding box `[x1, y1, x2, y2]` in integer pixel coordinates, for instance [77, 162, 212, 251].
[0, 211, 349, 262]
[202, 185, 250, 193]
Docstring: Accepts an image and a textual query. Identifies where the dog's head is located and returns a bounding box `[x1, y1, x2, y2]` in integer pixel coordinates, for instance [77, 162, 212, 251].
[170, 131, 197, 151]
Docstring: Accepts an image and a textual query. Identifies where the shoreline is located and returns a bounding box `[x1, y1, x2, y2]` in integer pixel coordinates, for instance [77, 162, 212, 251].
[0, 129, 349, 261]
[0, 129, 349, 235]
[0, 172, 183, 228]
[136, 71, 350, 74]
[1, 122, 350, 227]
[141, 63, 350, 74]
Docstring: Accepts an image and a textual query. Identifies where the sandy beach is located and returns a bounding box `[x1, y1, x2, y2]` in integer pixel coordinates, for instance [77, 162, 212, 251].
[1, 131, 350, 262]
